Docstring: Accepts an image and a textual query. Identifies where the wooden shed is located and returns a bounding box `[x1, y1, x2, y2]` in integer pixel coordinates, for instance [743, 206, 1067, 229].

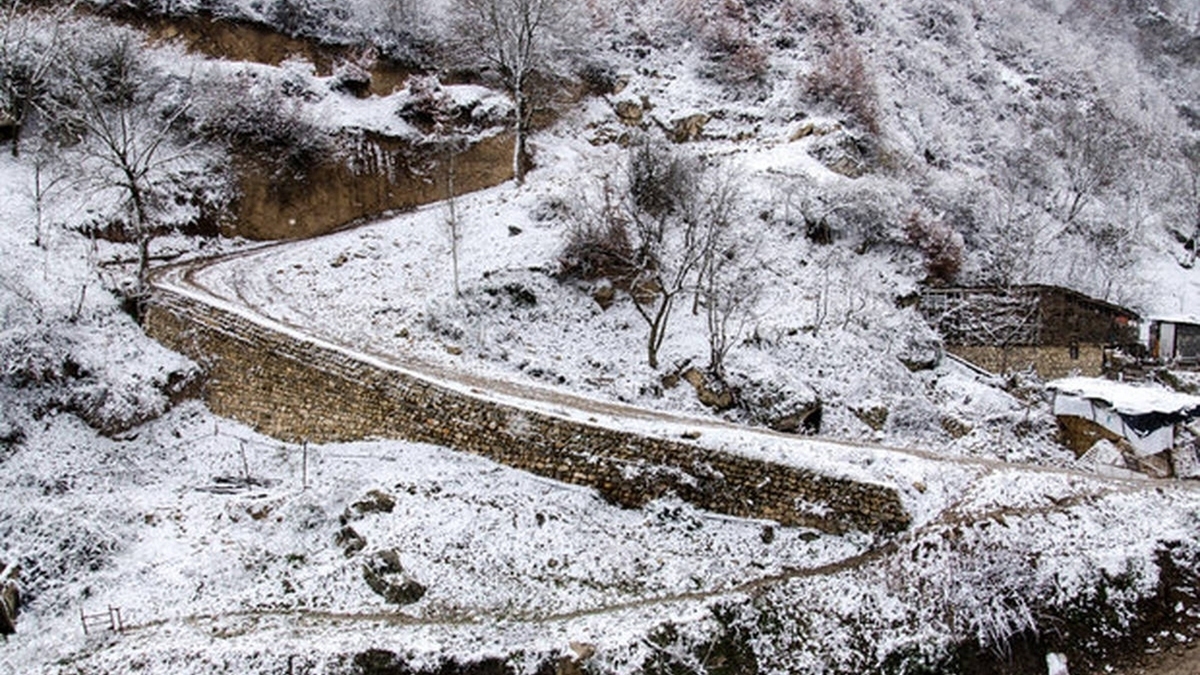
[1148, 315, 1200, 364]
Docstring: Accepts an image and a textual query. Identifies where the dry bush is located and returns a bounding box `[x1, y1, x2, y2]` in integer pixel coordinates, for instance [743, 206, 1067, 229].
[803, 0, 881, 133]
[557, 214, 637, 286]
[676, 0, 770, 84]
[905, 209, 964, 284]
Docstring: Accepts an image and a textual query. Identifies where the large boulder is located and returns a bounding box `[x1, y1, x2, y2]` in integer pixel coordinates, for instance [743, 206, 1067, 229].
[671, 113, 709, 143]
[737, 377, 823, 434]
[681, 367, 737, 411]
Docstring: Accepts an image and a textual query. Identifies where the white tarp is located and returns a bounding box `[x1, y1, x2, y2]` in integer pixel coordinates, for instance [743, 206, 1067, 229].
[1048, 378, 1200, 457]
[1048, 377, 1200, 417]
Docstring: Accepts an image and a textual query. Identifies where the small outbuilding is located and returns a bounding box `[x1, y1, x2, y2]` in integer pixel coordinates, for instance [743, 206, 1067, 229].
[1147, 315, 1200, 364]
[1048, 377, 1200, 478]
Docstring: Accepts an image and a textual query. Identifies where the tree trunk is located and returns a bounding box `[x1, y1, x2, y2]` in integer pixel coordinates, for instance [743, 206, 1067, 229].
[645, 293, 674, 370]
[130, 181, 152, 320]
[513, 87, 527, 184]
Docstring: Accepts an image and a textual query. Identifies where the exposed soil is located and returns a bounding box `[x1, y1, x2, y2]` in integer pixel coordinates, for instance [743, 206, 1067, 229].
[119, 12, 416, 96]
[230, 130, 515, 240]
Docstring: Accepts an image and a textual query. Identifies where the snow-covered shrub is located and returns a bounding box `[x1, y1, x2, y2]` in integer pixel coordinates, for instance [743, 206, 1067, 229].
[904, 208, 964, 284]
[195, 69, 332, 177]
[676, 0, 769, 84]
[397, 75, 457, 129]
[0, 502, 127, 608]
[576, 61, 618, 95]
[558, 193, 636, 285]
[0, 325, 72, 390]
[629, 137, 697, 218]
[803, 0, 881, 134]
[823, 180, 903, 253]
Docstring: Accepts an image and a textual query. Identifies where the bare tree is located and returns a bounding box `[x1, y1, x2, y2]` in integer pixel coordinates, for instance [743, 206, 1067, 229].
[1183, 139, 1200, 267]
[702, 247, 760, 378]
[608, 141, 760, 371]
[444, 149, 463, 297]
[26, 136, 65, 249]
[1036, 101, 1131, 225]
[692, 169, 758, 378]
[0, 0, 73, 157]
[55, 29, 209, 315]
[980, 180, 1057, 287]
[451, 0, 579, 183]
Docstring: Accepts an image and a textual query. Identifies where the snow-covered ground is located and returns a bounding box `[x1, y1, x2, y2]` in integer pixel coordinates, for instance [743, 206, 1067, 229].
[4, 0, 1200, 671]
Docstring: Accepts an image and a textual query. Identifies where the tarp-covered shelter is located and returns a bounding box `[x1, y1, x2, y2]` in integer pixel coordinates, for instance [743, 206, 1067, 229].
[1048, 377, 1200, 477]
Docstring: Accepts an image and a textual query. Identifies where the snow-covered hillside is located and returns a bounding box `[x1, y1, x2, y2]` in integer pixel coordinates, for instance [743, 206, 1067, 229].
[3, 0, 1200, 673]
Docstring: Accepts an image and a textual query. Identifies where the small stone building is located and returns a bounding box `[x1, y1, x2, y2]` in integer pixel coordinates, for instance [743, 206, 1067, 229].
[918, 285, 1139, 379]
[1148, 315, 1200, 364]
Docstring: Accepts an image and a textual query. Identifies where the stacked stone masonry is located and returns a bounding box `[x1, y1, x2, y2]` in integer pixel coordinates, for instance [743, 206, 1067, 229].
[146, 287, 911, 535]
[950, 344, 1105, 379]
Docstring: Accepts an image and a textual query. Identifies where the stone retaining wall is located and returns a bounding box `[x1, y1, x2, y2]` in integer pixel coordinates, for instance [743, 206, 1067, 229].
[146, 285, 911, 534]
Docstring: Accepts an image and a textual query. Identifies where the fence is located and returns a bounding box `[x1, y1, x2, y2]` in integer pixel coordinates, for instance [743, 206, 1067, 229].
[80, 606, 124, 636]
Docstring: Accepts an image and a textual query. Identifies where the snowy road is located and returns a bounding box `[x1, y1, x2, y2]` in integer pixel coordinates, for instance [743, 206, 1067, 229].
[152, 239, 1190, 520]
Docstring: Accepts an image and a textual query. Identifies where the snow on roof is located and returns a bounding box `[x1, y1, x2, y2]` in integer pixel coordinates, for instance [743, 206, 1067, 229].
[1048, 377, 1200, 417]
[1148, 314, 1200, 326]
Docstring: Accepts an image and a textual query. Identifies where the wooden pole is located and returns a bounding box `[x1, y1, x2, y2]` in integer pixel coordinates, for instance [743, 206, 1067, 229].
[239, 440, 250, 482]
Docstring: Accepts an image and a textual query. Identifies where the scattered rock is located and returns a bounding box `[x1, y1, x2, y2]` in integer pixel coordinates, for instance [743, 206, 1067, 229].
[671, 113, 709, 143]
[569, 641, 596, 660]
[852, 405, 889, 432]
[0, 564, 18, 638]
[614, 99, 644, 126]
[507, 225, 523, 236]
[351, 489, 396, 516]
[558, 641, 598, 675]
[682, 367, 737, 411]
[362, 549, 426, 606]
[940, 415, 972, 439]
[335, 526, 367, 557]
[587, 122, 630, 147]
[760, 524, 775, 544]
[789, 119, 841, 141]
[661, 370, 680, 389]
[681, 430, 701, 440]
[445, 344, 463, 356]
[592, 282, 616, 310]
